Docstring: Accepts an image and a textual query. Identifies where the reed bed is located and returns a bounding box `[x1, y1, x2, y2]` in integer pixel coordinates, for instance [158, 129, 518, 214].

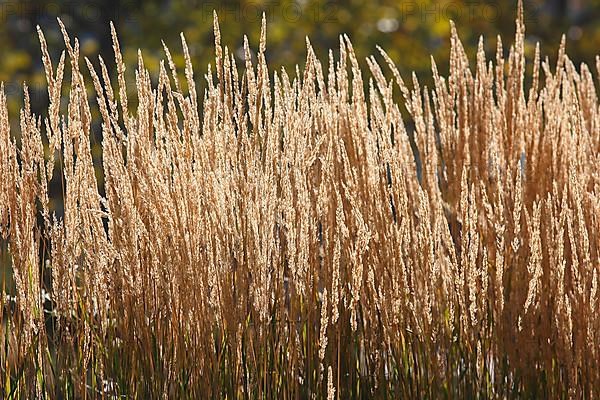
[1, 2, 599, 398]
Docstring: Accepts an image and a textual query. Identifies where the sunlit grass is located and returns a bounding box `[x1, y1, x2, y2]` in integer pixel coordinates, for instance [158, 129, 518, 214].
[1, 2, 599, 398]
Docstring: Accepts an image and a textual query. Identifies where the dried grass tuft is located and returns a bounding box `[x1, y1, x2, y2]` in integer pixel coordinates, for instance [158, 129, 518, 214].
[1, 2, 600, 398]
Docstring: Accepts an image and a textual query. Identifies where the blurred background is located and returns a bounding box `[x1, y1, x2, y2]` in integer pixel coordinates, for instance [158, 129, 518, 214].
[0, 0, 599, 284]
[1, 0, 598, 124]
[1, 0, 599, 108]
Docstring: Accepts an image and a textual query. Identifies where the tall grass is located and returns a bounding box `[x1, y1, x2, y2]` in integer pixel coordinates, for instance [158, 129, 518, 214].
[1, 2, 599, 398]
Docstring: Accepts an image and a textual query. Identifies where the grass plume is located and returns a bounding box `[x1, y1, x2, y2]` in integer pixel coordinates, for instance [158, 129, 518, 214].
[1, 2, 599, 398]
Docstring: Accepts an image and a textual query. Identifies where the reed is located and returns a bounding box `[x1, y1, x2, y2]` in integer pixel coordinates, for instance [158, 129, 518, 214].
[1, 2, 599, 398]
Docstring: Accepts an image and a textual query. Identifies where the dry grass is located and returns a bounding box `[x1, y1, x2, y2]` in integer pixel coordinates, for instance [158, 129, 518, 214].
[1, 2, 599, 398]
